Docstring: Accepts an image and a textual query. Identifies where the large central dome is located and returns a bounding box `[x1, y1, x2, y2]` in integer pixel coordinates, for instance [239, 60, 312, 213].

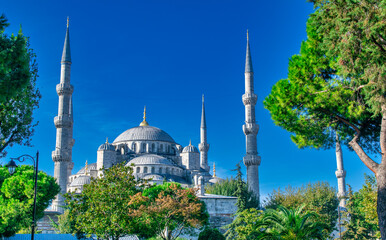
[113, 126, 176, 143]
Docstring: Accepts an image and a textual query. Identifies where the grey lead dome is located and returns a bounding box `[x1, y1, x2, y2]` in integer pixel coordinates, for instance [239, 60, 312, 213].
[70, 175, 91, 186]
[113, 126, 175, 143]
[127, 154, 175, 166]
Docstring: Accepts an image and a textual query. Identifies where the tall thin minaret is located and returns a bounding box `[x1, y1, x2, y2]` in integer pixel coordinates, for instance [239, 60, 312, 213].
[242, 30, 261, 200]
[199, 95, 210, 171]
[51, 17, 74, 213]
[335, 133, 347, 207]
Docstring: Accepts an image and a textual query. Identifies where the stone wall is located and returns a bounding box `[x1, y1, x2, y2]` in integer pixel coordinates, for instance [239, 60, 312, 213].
[198, 194, 237, 230]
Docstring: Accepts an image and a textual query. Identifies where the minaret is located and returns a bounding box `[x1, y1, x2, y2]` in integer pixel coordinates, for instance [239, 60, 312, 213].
[51, 17, 74, 213]
[335, 133, 347, 207]
[199, 95, 210, 171]
[242, 30, 261, 200]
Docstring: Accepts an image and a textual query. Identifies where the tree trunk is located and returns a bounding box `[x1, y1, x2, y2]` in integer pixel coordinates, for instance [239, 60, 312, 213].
[377, 161, 386, 239]
[349, 106, 386, 239]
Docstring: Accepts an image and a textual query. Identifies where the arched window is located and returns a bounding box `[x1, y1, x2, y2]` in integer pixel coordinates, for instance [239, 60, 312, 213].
[166, 167, 170, 174]
[144, 167, 148, 173]
[171, 168, 174, 175]
[167, 145, 170, 153]
[151, 167, 155, 173]
[132, 143, 137, 152]
[151, 143, 155, 153]
[160, 144, 163, 152]
[136, 167, 140, 173]
[121, 147, 125, 155]
[142, 143, 147, 153]
[159, 167, 163, 174]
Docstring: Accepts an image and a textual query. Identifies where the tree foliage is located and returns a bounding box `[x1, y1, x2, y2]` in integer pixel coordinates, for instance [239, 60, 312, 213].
[262, 205, 328, 240]
[0, 14, 40, 157]
[264, 182, 339, 237]
[206, 164, 259, 212]
[65, 164, 147, 240]
[198, 227, 225, 240]
[224, 205, 327, 240]
[0, 165, 59, 237]
[129, 182, 209, 240]
[343, 174, 380, 239]
[224, 208, 265, 240]
[264, 0, 386, 236]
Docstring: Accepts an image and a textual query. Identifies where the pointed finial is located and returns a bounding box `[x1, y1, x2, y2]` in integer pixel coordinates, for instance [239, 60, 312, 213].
[202, 94, 204, 103]
[84, 160, 88, 175]
[213, 162, 216, 177]
[247, 29, 249, 41]
[189, 139, 192, 146]
[106, 137, 109, 144]
[140, 106, 149, 126]
[67, 17, 69, 28]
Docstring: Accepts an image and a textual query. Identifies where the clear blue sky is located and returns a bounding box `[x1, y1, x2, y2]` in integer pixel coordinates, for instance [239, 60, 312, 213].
[2, 0, 375, 200]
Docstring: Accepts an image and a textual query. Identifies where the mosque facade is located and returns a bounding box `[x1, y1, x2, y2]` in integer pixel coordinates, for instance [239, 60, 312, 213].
[50, 20, 259, 215]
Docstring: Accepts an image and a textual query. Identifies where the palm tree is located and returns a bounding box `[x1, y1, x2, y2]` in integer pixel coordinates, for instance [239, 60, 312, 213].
[261, 205, 328, 240]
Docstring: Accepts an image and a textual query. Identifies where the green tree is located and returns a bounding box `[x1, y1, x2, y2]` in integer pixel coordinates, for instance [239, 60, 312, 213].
[343, 174, 380, 239]
[206, 176, 259, 210]
[0, 165, 60, 237]
[264, 0, 386, 236]
[224, 208, 265, 240]
[264, 182, 338, 238]
[205, 177, 238, 196]
[130, 182, 209, 240]
[65, 164, 147, 240]
[0, 14, 40, 157]
[198, 227, 225, 240]
[262, 205, 328, 240]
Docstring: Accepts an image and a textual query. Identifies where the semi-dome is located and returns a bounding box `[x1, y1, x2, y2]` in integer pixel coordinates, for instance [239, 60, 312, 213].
[70, 175, 91, 186]
[143, 174, 164, 181]
[77, 163, 97, 175]
[126, 154, 175, 166]
[113, 126, 175, 143]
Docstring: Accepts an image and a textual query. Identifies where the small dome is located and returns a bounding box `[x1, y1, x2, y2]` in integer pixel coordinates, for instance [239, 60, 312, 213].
[182, 145, 199, 153]
[77, 163, 97, 175]
[113, 126, 175, 143]
[98, 142, 115, 151]
[126, 154, 175, 166]
[70, 175, 91, 186]
[143, 174, 164, 181]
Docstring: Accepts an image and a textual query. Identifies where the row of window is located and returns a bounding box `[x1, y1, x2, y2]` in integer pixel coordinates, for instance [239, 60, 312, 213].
[120, 142, 176, 155]
[135, 166, 182, 176]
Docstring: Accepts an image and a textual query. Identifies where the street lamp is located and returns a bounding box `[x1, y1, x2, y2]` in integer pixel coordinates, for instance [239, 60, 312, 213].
[6, 151, 39, 240]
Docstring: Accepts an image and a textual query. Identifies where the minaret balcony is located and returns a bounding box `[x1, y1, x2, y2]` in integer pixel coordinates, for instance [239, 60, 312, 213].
[56, 83, 74, 95]
[52, 150, 70, 162]
[54, 115, 73, 128]
[243, 123, 259, 135]
[243, 155, 261, 166]
[198, 143, 210, 152]
[242, 93, 257, 106]
[335, 170, 346, 178]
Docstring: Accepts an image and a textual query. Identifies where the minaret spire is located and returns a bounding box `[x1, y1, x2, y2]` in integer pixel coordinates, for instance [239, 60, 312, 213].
[242, 31, 261, 201]
[61, 17, 71, 63]
[199, 95, 210, 171]
[52, 19, 75, 213]
[335, 133, 347, 207]
[245, 30, 253, 73]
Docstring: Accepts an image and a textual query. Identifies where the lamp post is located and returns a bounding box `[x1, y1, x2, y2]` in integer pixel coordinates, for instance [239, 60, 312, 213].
[6, 151, 39, 240]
